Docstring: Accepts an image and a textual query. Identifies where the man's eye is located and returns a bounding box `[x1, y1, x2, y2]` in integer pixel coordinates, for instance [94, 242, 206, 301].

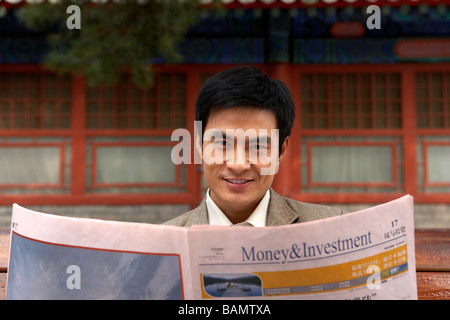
[250, 144, 267, 150]
[214, 140, 228, 147]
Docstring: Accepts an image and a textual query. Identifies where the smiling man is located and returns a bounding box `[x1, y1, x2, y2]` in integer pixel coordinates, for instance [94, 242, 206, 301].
[163, 67, 345, 227]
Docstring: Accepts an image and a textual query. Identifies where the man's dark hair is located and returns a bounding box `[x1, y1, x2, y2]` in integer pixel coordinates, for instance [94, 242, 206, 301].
[195, 67, 295, 154]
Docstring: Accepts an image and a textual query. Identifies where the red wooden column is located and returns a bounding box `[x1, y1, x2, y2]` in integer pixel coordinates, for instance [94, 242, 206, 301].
[185, 70, 203, 208]
[70, 75, 86, 199]
[268, 63, 297, 197]
[401, 68, 417, 198]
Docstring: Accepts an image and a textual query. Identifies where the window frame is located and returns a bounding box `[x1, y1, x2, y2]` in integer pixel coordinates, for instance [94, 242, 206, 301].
[306, 139, 400, 190]
[0, 64, 206, 206]
[280, 63, 450, 204]
[1, 63, 450, 206]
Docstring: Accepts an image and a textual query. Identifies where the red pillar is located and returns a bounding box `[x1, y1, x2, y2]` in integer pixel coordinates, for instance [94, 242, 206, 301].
[267, 63, 296, 197]
[70, 75, 86, 198]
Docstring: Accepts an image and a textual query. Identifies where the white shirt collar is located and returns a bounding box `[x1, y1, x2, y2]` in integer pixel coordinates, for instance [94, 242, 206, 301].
[205, 189, 270, 227]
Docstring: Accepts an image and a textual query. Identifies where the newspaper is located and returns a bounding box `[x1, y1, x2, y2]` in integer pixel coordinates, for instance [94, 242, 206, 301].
[6, 195, 417, 300]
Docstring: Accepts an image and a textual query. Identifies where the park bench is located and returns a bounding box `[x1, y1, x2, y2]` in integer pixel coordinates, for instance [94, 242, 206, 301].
[0, 227, 448, 300]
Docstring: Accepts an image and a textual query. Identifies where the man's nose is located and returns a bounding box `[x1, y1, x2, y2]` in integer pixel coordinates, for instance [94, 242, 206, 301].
[226, 160, 251, 173]
[225, 146, 251, 172]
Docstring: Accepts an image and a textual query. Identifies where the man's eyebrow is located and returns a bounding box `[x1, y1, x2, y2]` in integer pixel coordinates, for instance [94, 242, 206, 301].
[206, 129, 273, 143]
[205, 129, 226, 140]
[249, 135, 271, 144]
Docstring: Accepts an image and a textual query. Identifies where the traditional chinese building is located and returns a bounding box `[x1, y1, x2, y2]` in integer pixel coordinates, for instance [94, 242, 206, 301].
[0, 0, 449, 227]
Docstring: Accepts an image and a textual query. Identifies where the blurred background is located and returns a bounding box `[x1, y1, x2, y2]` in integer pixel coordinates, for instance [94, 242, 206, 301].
[0, 0, 449, 228]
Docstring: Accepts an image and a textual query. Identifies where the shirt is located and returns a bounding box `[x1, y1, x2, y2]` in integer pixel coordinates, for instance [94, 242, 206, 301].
[205, 189, 270, 227]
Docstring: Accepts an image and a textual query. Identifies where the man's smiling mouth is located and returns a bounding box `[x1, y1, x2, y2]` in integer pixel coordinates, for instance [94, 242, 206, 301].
[225, 179, 253, 184]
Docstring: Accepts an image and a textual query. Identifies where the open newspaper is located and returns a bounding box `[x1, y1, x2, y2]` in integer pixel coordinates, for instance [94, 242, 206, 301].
[6, 195, 417, 300]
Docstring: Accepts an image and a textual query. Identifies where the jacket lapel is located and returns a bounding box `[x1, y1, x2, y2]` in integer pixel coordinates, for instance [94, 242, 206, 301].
[266, 189, 299, 226]
[184, 199, 209, 227]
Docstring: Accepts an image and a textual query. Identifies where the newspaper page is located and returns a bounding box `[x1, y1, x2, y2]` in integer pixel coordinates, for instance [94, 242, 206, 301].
[188, 195, 417, 300]
[6, 195, 417, 300]
[6, 205, 194, 300]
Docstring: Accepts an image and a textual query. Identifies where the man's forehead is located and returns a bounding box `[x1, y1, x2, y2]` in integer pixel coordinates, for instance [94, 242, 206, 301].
[206, 106, 277, 126]
[205, 128, 277, 137]
[203, 128, 279, 146]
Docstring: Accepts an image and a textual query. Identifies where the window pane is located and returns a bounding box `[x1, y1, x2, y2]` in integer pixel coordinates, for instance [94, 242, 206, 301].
[427, 146, 450, 183]
[86, 73, 187, 129]
[416, 72, 450, 128]
[0, 147, 60, 184]
[0, 72, 71, 129]
[95, 146, 175, 184]
[300, 72, 401, 129]
[312, 146, 393, 183]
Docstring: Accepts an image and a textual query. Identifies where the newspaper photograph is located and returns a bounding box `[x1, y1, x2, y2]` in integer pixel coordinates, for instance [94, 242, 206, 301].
[6, 195, 417, 300]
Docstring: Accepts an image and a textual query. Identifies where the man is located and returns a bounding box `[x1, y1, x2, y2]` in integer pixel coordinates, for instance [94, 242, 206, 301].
[164, 67, 345, 227]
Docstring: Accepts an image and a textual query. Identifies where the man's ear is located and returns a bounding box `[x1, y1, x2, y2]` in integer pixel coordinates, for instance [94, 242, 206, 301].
[278, 136, 290, 162]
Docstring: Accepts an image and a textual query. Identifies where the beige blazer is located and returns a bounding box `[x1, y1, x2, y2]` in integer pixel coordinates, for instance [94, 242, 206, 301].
[162, 188, 345, 227]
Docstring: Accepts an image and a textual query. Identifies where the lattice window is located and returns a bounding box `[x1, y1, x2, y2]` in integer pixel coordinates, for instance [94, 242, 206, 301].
[300, 73, 402, 129]
[0, 72, 71, 129]
[86, 73, 187, 129]
[417, 136, 450, 194]
[85, 136, 186, 194]
[416, 72, 450, 128]
[0, 137, 71, 195]
[300, 136, 403, 194]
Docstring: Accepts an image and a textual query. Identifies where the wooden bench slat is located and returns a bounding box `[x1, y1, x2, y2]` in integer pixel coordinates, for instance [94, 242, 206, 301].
[416, 271, 450, 300]
[415, 229, 450, 272]
[0, 229, 9, 273]
[0, 273, 6, 301]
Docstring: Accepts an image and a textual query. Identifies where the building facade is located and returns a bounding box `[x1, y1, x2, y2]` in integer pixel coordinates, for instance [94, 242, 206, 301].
[0, 0, 449, 227]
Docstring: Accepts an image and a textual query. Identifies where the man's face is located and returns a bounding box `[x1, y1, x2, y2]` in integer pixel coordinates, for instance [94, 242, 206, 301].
[201, 106, 289, 218]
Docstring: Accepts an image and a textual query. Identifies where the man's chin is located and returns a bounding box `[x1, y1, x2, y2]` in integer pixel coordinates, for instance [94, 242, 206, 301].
[220, 191, 255, 207]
